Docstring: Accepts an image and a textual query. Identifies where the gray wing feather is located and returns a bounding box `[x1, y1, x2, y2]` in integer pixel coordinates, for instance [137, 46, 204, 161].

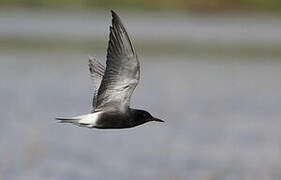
[95, 10, 140, 111]
[88, 56, 105, 111]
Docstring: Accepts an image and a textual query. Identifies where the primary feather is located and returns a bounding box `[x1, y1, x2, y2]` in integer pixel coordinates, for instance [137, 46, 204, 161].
[88, 56, 105, 111]
[95, 10, 140, 111]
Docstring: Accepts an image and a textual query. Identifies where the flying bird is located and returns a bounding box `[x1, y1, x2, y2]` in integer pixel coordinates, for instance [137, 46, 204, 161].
[56, 10, 164, 129]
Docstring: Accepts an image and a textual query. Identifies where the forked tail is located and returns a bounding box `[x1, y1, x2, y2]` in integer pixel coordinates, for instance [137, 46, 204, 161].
[56, 113, 99, 128]
[56, 117, 80, 124]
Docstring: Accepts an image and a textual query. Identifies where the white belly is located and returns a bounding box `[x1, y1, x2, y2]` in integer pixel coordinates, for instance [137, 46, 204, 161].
[74, 112, 102, 127]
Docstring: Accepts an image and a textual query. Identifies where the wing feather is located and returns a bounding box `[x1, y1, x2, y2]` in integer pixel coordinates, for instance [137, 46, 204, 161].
[95, 10, 140, 111]
[88, 56, 105, 111]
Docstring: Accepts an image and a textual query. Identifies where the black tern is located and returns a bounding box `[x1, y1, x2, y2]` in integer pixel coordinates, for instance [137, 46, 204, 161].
[56, 10, 164, 129]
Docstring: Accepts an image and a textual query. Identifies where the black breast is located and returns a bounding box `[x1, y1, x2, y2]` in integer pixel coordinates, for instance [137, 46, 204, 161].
[95, 110, 135, 129]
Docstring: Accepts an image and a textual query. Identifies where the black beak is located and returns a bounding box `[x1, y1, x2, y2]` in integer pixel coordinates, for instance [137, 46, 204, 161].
[150, 117, 165, 123]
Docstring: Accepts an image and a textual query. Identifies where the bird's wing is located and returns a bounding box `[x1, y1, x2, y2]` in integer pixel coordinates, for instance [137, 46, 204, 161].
[88, 56, 105, 111]
[95, 10, 140, 111]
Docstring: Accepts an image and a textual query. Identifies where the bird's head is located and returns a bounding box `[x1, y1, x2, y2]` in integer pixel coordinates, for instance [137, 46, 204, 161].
[133, 109, 164, 125]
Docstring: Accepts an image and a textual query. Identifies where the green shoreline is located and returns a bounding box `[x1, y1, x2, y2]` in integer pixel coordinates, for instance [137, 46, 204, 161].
[1, 37, 281, 58]
[1, 0, 281, 13]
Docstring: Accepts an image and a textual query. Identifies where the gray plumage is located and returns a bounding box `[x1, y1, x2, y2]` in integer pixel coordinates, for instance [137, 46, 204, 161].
[95, 10, 140, 112]
[88, 56, 105, 111]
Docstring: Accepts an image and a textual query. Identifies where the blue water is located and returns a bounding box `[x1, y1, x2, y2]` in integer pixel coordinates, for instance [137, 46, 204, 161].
[1, 10, 281, 180]
[1, 51, 281, 179]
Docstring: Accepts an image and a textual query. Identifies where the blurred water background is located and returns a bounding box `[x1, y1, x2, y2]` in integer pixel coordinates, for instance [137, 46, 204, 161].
[1, 1, 281, 180]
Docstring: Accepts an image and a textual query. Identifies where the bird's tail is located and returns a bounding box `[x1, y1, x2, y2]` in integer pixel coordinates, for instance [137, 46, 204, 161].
[56, 113, 98, 128]
[56, 117, 80, 124]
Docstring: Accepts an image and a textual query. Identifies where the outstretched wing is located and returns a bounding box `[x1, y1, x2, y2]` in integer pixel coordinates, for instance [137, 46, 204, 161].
[88, 56, 105, 111]
[95, 10, 140, 111]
